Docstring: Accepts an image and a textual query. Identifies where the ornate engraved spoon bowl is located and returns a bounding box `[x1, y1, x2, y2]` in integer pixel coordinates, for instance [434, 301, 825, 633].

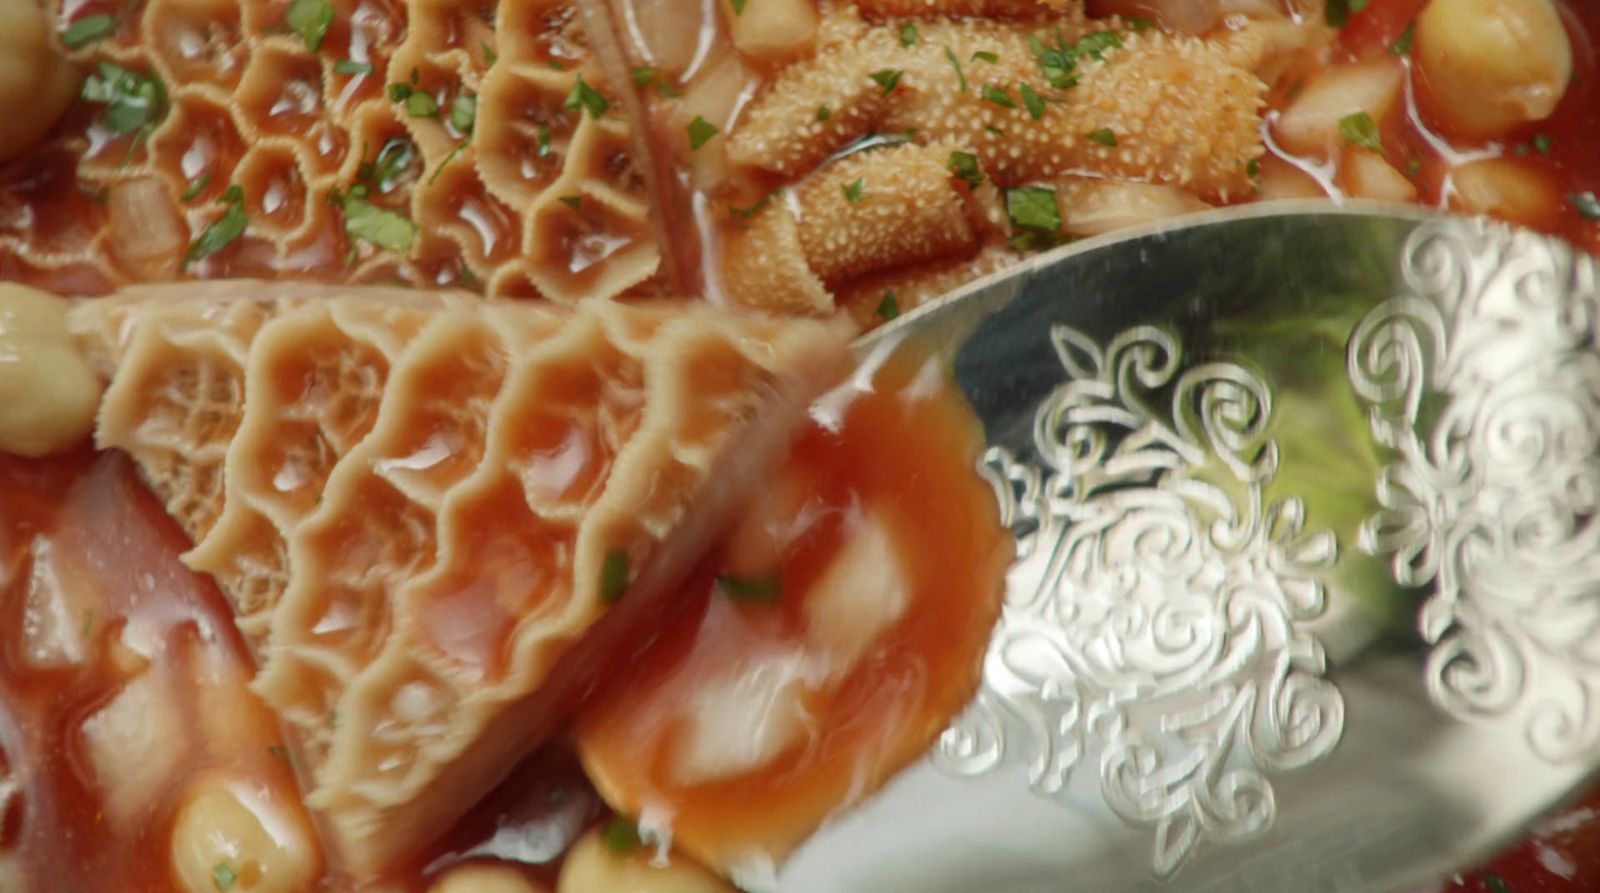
[777, 202, 1600, 893]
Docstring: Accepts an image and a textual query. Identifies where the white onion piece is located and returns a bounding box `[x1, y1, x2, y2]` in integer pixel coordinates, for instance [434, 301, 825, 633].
[1274, 58, 1404, 158]
[108, 177, 189, 279]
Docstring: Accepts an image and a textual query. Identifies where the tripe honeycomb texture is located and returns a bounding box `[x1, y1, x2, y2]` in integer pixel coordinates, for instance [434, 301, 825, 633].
[2, 0, 658, 301]
[68, 284, 848, 874]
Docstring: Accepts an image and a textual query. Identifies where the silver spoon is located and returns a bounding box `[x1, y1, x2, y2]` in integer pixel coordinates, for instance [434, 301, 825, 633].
[770, 201, 1600, 893]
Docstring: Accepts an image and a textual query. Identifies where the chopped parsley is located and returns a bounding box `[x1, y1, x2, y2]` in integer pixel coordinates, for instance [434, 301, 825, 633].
[565, 75, 609, 119]
[1533, 133, 1553, 155]
[332, 189, 417, 252]
[602, 815, 643, 852]
[1338, 111, 1383, 153]
[180, 172, 212, 203]
[212, 863, 237, 892]
[899, 22, 918, 47]
[687, 115, 720, 151]
[80, 61, 166, 137]
[1028, 34, 1078, 89]
[1126, 15, 1155, 30]
[407, 91, 439, 117]
[62, 14, 118, 48]
[184, 185, 247, 269]
[981, 85, 1015, 109]
[632, 65, 657, 86]
[285, 0, 334, 52]
[358, 137, 418, 193]
[1245, 157, 1260, 179]
[1006, 185, 1061, 234]
[1325, 0, 1370, 27]
[559, 195, 583, 210]
[450, 94, 477, 134]
[1075, 30, 1123, 60]
[875, 291, 900, 321]
[427, 142, 468, 185]
[1086, 127, 1117, 147]
[944, 47, 967, 92]
[1570, 192, 1600, 222]
[816, 104, 831, 122]
[730, 190, 778, 220]
[601, 550, 629, 603]
[1019, 83, 1045, 120]
[537, 122, 552, 158]
[267, 744, 292, 761]
[483, 40, 498, 68]
[1389, 21, 1415, 55]
[1482, 876, 1512, 893]
[842, 177, 866, 202]
[1406, 155, 1423, 177]
[730, 0, 746, 14]
[716, 574, 783, 602]
[335, 59, 374, 76]
[948, 150, 984, 185]
[869, 68, 903, 95]
[970, 50, 998, 64]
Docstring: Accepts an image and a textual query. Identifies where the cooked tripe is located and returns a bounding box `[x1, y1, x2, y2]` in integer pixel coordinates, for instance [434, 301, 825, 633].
[67, 286, 852, 877]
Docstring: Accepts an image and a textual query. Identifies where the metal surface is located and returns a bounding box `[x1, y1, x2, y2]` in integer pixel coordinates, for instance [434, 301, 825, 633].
[775, 202, 1600, 893]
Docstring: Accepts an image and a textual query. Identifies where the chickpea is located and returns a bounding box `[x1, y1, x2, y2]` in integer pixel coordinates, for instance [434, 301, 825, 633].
[429, 862, 549, 893]
[0, 284, 103, 458]
[169, 776, 320, 893]
[558, 831, 736, 893]
[0, 0, 80, 163]
[1416, 0, 1572, 139]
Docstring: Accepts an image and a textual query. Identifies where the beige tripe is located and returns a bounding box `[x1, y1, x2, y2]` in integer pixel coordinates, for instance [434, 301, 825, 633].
[67, 283, 851, 876]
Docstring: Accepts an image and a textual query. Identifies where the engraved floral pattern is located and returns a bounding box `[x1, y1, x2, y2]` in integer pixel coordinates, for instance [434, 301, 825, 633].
[935, 324, 1346, 877]
[1349, 218, 1600, 762]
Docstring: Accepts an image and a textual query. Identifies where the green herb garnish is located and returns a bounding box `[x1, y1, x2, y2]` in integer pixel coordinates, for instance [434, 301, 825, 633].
[1483, 876, 1513, 893]
[1075, 30, 1123, 60]
[537, 122, 552, 158]
[970, 50, 998, 64]
[333, 190, 417, 253]
[716, 574, 783, 601]
[842, 177, 865, 202]
[1086, 127, 1117, 147]
[869, 68, 903, 95]
[875, 291, 900, 321]
[1389, 21, 1415, 55]
[335, 59, 374, 76]
[981, 85, 1015, 109]
[1006, 185, 1061, 233]
[948, 150, 984, 185]
[730, 0, 746, 14]
[405, 91, 439, 118]
[1019, 83, 1045, 120]
[1326, 0, 1370, 27]
[180, 172, 212, 203]
[944, 47, 967, 92]
[1570, 192, 1600, 222]
[483, 40, 498, 67]
[450, 94, 477, 134]
[1533, 133, 1553, 155]
[359, 137, 417, 193]
[62, 14, 118, 48]
[285, 0, 334, 52]
[602, 815, 643, 852]
[428, 142, 468, 185]
[80, 61, 166, 137]
[184, 185, 247, 269]
[211, 864, 237, 892]
[816, 104, 831, 122]
[565, 75, 609, 119]
[559, 195, 583, 210]
[1338, 111, 1383, 153]
[632, 66, 656, 86]
[1245, 157, 1260, 179]
[601, 550, 629, 603]
[899, 22, 918, 47]
[687, 115, 719, 151]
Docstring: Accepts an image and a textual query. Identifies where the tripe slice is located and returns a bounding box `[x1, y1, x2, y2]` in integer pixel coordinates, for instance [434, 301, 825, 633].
[67, 285, 851, 876]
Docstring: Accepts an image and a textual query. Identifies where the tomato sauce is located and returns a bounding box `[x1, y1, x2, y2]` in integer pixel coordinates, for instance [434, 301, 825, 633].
[574, 349, 1010, 875]
[0, 450, 316, 893]
[1330, 0, 1600, 254]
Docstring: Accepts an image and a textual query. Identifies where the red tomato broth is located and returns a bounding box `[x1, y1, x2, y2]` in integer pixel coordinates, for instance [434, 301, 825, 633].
[0, 450, 318, 893]
[1327, 0, 1600, 253]
[574, 350, 1011, 872]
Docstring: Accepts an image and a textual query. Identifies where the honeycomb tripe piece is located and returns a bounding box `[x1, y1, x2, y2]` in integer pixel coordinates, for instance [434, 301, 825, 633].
[66, 284, 854, 876]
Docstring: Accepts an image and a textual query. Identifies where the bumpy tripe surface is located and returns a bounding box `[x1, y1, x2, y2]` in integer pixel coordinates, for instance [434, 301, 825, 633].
[67, 285, 851, 876]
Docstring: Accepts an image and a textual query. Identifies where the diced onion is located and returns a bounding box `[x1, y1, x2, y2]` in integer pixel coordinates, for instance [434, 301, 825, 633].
[1448, 158, 1561, 227]
[108, 177, 189, 279]
[1274, 59, 1403, 158]
[1340, 149, 1417, 204]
